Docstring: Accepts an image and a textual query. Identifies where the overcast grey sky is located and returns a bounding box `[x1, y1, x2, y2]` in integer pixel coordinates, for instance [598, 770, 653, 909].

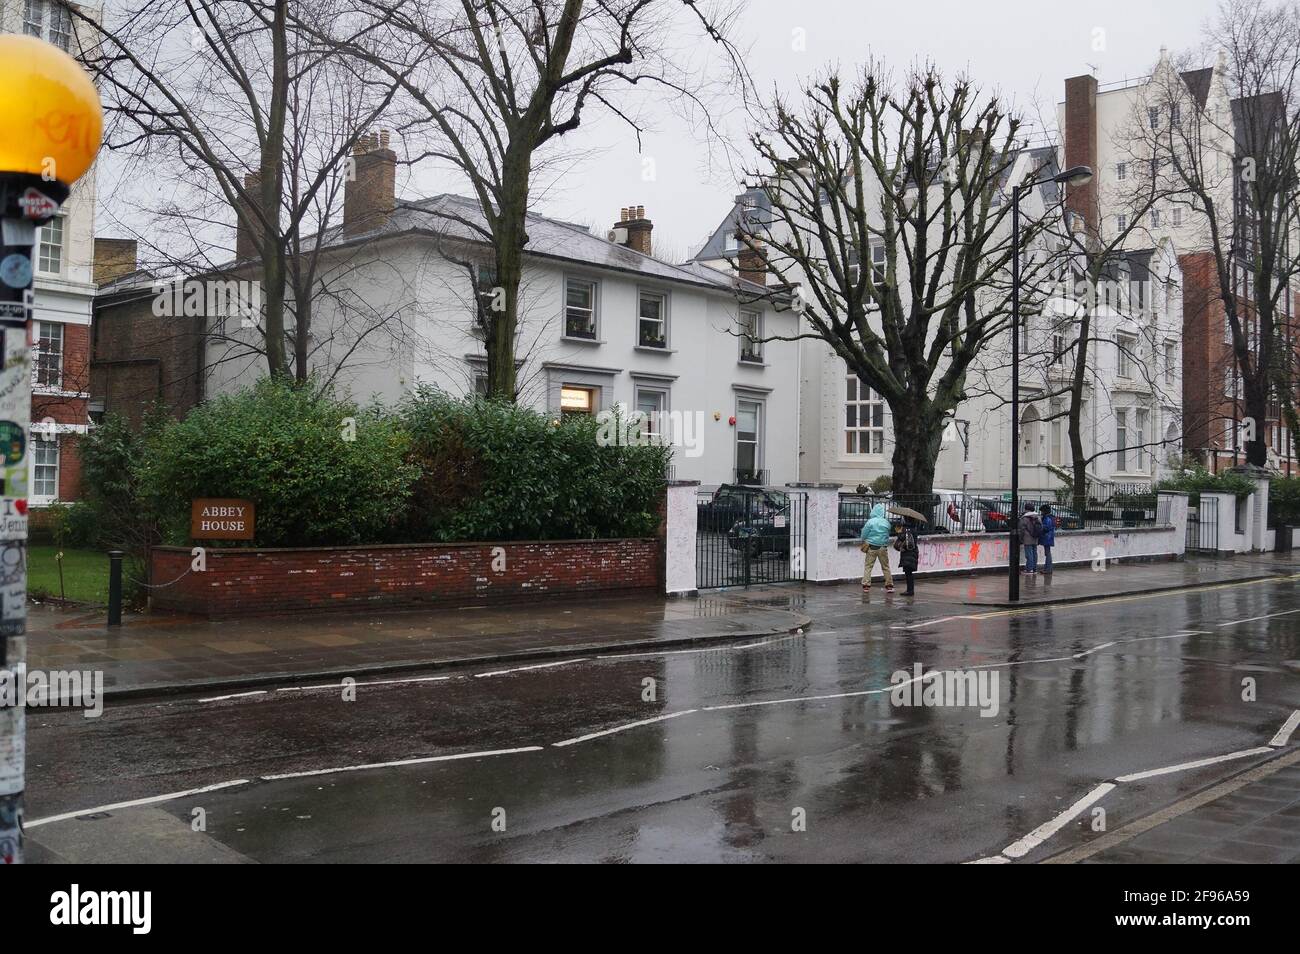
[475, 0, 1224, 261]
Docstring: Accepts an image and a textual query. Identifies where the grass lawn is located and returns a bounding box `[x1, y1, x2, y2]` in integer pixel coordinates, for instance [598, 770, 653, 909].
[26, 546, 112, 605]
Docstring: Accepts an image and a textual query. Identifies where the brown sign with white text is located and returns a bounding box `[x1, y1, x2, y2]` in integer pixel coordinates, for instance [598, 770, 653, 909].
[191, 499, 255, 540]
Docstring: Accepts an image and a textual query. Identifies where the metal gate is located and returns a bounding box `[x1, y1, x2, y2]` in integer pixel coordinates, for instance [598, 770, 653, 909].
[1186, 496, 1219, 553]
[696, 487, 807, 588]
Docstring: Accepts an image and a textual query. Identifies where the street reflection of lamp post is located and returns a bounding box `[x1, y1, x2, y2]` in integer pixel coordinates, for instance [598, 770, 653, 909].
[1009, 163, 1092, 602]
[0, 33, 102, 865]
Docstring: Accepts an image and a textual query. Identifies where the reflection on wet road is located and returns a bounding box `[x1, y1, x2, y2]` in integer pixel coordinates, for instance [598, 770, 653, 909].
[25, 577, 1300, 862]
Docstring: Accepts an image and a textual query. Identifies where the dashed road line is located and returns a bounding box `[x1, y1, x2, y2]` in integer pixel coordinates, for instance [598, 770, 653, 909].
[1114, 747, 1276, 783]
[260, 746, 545, 780]
[475, 659, 588, 678]
[25, 779, 253, 829]
[1270, 710, 1300, 747]
[552, 710, 697, 747]
[1003, 783, 1116, 859]
[1217, 608, 1300, 627]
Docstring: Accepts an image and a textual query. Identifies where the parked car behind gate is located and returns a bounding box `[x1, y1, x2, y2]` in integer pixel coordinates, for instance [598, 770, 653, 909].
[698, 485, 788, 533]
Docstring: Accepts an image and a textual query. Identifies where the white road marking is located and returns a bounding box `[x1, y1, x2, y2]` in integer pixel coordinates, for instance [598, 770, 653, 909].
[888, 615, 976, 631]
[1073, 641, 1116, 659]
[966, 855, 1010, 864]
[1115, 747, 1275, 783]
[277, 675, 452, 693]
[260, 746, 544, 780]
[198, 690, 267, 703]
[1002, 783, 1115, 859]
[1217, 608, 1300, 627]
[25, 779, 252, 829]
[1270, 710, 1300, 747]
[596, 634, 797, 659]
[475, 659, 587, 678]
[552, 710, 697, 747]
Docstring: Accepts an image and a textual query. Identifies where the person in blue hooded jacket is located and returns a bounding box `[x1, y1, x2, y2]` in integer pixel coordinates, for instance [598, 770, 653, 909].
[859, 502, 895, 592]
[1038, 504, 1056, 574]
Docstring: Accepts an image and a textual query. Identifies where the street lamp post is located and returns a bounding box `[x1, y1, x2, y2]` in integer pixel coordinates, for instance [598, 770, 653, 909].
[0, 34, 102, 865]
[1009, 164, 1092, 602]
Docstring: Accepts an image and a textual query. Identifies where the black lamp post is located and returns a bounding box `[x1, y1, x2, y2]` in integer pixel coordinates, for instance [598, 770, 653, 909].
[1009, 163, 1092, 601]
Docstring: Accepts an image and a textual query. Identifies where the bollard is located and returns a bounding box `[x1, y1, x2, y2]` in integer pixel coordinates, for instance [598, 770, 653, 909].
[107, 550, 124, 627]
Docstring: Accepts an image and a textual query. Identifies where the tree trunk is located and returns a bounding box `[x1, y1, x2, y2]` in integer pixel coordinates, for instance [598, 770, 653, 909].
[1067, 267, 1096, 502]
[260, 0, 290, 379]
[487, 148, 535, 402]
[888, 400, 943, 501]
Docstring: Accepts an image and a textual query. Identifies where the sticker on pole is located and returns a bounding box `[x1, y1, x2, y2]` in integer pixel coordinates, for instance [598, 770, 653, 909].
[18, 187, 58, 221]
[0, 255, 31, 290]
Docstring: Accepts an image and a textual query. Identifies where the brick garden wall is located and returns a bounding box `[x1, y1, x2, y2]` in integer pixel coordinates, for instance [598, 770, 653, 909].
[149, 538, 660, 618]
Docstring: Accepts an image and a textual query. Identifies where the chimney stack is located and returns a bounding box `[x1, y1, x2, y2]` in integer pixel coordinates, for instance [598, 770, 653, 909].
[344, 130, 397, 235]
[235, 171, 263, 261]
[737, 237, 767, 286]
[93, 238, 137, 285]
[1063, 74, 1100, 239]
[614, 204, 653, 256]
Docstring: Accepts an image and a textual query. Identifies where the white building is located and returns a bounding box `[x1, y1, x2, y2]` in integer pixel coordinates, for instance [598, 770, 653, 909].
[176, 141, 802, 488]
[694, 142, 1184, 497]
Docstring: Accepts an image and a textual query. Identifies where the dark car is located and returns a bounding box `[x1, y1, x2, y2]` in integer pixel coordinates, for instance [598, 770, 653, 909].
[699, 485, 788, 533]
[726, 507, 793, 557]
[837, 495, 949, 540]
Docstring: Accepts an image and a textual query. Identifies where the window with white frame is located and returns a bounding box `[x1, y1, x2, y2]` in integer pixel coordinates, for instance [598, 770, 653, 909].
[738, 309, 762, 361]
[1115, 409, 1129, 471]
[1051, 332, 1067, 365]
[1148, 106, 1160, 130]
[735, 398, 763, 480]
[34, 321, 63, 388]
[1172, 207, 1183, 226]
[1164, 341, 1176, 382]
[1150, 208, 1161, 229]
[37, 215, 64, 274]
[845, 374, 884, 455]
[870, 243, 886, 284]
[635, 387, 665, 441]
[1116, 162, 1127, 181]
[33, 438, 59, 500]
[1171, 103, 1181, 125]
[1117, 213, 1128, 233]
[564, 276, 597, 339]
[1135, 408, 1148, 471]
[1116, 332, 1137, 378]
[25, 0, 73, 50]
[637, 290, 667, 347]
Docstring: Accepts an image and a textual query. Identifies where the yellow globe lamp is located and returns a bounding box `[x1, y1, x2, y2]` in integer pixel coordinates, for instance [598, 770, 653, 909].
[0, 34, 103, 187]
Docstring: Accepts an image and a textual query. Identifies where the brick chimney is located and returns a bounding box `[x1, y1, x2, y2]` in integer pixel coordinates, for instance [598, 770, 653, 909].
[235, 172, 263, 261]
[93, 238, 137, 285]
[738, 237, 767, 286]
[344, 130, 397, 235]
[613, 205, 653, 255]
[1063, 74, 1100, 238]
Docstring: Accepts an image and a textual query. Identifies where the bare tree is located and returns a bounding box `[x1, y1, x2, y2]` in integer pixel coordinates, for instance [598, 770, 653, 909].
[740, 65, 1064, 498]
[1140, 0, 1300, 469]
[300, 0, 747, 400]
[77, 0, 406, 384]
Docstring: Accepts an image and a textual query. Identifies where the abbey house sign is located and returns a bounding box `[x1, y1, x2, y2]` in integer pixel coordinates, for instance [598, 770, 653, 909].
[191, 499, 255, 541]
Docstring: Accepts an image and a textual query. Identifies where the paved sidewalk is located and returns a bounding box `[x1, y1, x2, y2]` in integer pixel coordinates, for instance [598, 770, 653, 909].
[23, 554, 1291, 698]
[25, 592, 810, 698]
[1052, 749, 1300, 864]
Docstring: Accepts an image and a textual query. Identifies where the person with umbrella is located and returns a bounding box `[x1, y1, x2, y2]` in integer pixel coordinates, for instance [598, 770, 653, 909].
[890, 504, 927, 597]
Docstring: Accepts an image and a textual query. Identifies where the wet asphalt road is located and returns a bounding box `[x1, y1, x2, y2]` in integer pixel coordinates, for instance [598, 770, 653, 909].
[23, 577, 1300, 863]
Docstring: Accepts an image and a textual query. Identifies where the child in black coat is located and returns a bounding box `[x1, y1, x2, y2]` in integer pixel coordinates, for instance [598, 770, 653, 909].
[894, 518, 920, 596]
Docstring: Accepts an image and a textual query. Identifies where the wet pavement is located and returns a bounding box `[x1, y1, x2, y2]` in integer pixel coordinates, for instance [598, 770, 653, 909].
[24, 592, 811, 696]
[21, 563, 1300, 863]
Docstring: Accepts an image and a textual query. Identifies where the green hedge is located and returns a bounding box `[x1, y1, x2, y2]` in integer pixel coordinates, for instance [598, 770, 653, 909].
[141, 379, 417, 547]
[399, 387, 669, 541]
[1154, 466, 1255, 504]
[119, 379, 668, 548]
[1271, 476, 1300, 525]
